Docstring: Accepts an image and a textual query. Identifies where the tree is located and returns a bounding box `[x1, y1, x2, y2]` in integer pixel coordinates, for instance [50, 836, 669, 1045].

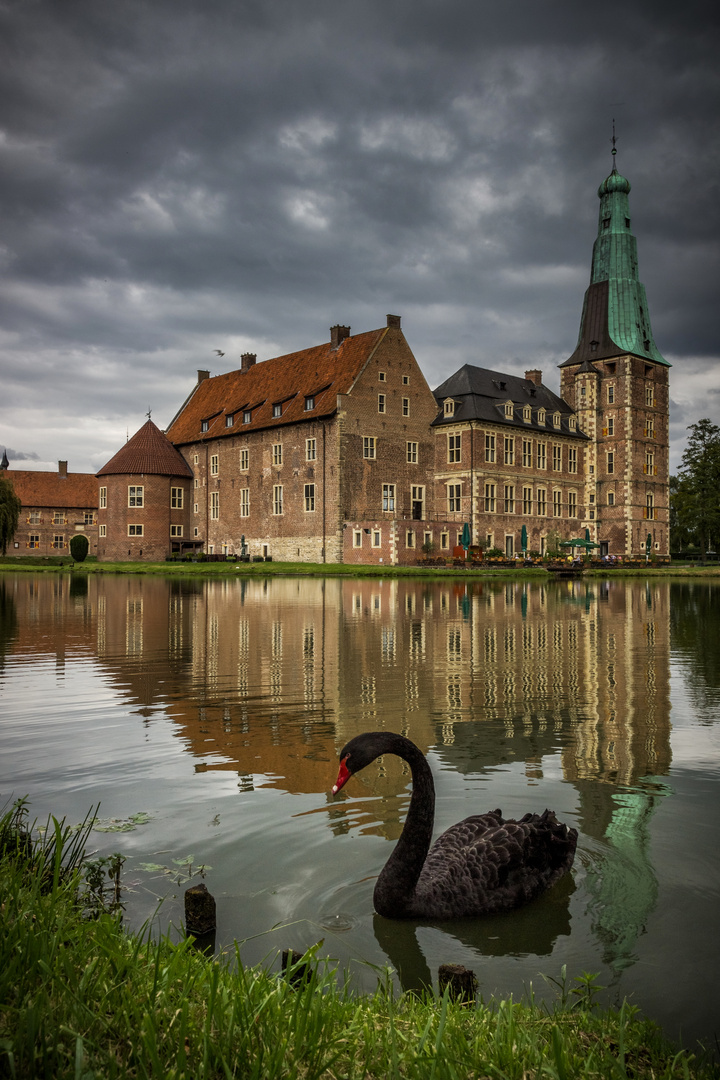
[674, 419, 720, 558]
[0, 477, 21, 556]
[70, 534, 89, 562]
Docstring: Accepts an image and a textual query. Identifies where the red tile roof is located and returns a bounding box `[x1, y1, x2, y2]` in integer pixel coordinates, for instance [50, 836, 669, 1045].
[3, 470, 97, 509]
[165, 327, 388, 446]
[97, 420, 193, 477]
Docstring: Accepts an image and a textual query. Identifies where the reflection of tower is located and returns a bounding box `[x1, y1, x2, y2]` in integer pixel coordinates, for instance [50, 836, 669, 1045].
[582, 781, 670, 972]
[559, 154, 670, 557]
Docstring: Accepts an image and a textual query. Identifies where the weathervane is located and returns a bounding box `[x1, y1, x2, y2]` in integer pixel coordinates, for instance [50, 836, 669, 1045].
[611, 117, 618, 161]
[146, 407, 152, 421]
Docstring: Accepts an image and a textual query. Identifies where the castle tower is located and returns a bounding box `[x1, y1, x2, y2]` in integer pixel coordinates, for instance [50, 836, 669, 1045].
[559, 159, 670, 557]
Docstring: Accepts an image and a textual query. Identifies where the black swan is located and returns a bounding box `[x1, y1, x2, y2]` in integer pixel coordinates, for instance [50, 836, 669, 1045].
[332, 731, 578, 920]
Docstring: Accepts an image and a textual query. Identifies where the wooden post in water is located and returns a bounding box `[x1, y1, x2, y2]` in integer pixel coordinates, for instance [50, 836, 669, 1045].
[184, 883, 216, 935]
[438, 963, 477, 1004]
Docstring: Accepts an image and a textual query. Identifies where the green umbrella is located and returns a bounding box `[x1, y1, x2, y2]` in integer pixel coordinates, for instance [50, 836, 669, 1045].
[460, 522, 471, 551]
[646, 533, 652, 561]
[521, 524, 528, 554]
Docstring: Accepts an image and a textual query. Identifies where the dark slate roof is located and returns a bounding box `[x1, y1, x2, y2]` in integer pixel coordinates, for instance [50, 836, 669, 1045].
[96, 420, 193, 478]
[432, 364, 587, 439]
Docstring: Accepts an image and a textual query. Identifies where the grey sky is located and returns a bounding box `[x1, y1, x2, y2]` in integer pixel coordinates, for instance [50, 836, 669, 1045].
[1, 0, 718, 474]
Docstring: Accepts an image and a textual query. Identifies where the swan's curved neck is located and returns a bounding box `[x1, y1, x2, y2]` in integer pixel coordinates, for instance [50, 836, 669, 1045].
[374, 736, 435, 917]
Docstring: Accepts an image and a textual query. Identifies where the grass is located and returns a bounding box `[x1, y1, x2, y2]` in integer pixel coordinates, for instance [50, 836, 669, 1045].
[1, 801, 717, 1079]
[2, 554, 720, 580]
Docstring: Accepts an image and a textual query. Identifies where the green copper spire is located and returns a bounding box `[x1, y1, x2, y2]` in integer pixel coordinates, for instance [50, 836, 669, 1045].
[561, 157, 668, 368]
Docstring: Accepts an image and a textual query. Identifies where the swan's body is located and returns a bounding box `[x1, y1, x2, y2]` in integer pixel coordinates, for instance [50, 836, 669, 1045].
[332, 731, 577, 920]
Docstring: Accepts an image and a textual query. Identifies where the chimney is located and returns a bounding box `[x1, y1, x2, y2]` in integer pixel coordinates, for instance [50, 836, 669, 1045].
[58, 460, 68, 478]
[525, 369, 542, 386]
[330, 325, 350, 349]
[197, 369, 210, 383]
[386, 314, 401, 329]
[241, 352, 257, 371]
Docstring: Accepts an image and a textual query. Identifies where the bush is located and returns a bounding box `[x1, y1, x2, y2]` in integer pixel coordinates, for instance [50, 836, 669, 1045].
[485, 547, 504, 558]
[69, 534, 89, 562]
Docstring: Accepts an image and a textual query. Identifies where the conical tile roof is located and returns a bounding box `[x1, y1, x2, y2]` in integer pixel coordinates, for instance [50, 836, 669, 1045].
[97, 420, 192, 477]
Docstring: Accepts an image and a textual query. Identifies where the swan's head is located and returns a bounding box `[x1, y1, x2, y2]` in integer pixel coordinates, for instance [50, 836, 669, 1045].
[332, 731, 402, 795]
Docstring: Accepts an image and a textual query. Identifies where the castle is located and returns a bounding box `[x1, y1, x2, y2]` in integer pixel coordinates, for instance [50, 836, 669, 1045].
[3, 162, 669, 563]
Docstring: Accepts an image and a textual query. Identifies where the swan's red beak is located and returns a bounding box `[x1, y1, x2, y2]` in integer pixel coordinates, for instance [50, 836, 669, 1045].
[332, 757, 351, 795]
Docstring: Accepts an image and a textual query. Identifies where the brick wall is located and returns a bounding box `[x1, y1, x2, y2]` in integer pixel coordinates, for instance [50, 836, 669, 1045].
[98, 474, 193, 561]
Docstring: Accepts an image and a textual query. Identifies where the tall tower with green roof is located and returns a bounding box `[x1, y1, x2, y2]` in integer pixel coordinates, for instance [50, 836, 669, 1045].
[560, 156, 670, 558]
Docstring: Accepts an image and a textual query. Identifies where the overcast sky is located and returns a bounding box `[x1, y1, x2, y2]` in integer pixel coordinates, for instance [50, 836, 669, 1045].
[1, 0, 718, 475]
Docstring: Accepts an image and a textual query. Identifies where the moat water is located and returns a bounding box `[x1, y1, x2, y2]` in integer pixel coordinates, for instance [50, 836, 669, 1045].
[1, 572, 719, 1054]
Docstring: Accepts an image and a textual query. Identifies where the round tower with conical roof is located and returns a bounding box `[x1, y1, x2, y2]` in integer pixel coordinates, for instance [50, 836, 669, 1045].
[559, 160, 670, 559]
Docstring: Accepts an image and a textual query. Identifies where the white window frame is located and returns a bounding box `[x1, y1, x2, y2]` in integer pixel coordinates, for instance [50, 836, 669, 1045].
[240, 448, 249, 470]
[448, 434, 461, 463]
[210, 491, 219, 520]
[210, 454, 219, 476]
[128, 524, 144, 536]
[99, 486, 107, 509]
[128, 485, 144, 508]
[406, 441, 418, 464]
[382, 483, 396, 512]
[240, 489, 249, 517]
[306, 438, 316, 461]
[363, 436, 376, 459]
[171, 487, 184, 509]
[378, 393, 386, 414]
[273, 485, 283, 515]
[272, 443, 283, 467]
[304, 484, 315, 512]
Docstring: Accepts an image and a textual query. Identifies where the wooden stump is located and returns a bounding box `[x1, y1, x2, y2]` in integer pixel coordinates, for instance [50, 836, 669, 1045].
[282, 949, 314, 989]
[438, 963, 477, 1004]
[184, 882, 216, 935]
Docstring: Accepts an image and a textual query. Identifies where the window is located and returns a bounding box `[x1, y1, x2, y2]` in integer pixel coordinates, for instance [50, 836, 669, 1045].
[379, 371, 386, 382]
[523, 487, 533, 514]
[402, 397, 410, 416]
[353, 530, 362, 548]
[607, 451, 614, 474]
[240, 448, 249, 470]
[171, 487, 184, 509]
[273, 443, 283, 466]
[538, 408, 546, 425]
[304, 484, 315, 512]
[273, 485, 283, 515]
[382, 484, 396, 512]
[553, 412, 561, 429]
[448, 434, 461, 463]
[645, 385, 654, 407]
[607, 491, 615, 506]
[28, 510, 41, 524]
[210, 492, 219, 520]
[553, 490, 562, 517]
[53, 512, 65, 525]
[52, 535, 65, 549]
[194, 478, 199, 488]
[193, 454, 199, 464]
[406, 530, 415, 548]
[84, 511, 94, 525]
[194, 503, 199, 514]
[243, 410, 251, 424]
[240, 488, 249, 517]
[128, 524, 143, 536]
[504, 485, 515, 514]
[504, 437, 514, 466]
[537, 488, 547, 516]
[406, 441, 418, 463]
[201, 420, 209, 432]
[372, 530, 381, 548]
[305, 395, 315, 411]
[225, 415, 234, 428]
[484, 482, 496, 512]
[552, 445, 562, 472]
[170, 525, 183, 537]
[645, 415, 655, 438]
[448, 483, 462, 512]
[99, 487, 107, 509]
[444, 399, 455, 417]
[580, 386, 586, 399]
[605, 416, 614, 436]
[210, 454, 219, 476]
[568, 447, 577, 474]
[411, 485, 425, 518]
[645, 493, 655, 520]
[504, 401, 514, 419]
[363, 436, 376, 459]
[273, 403, 282, 418]
[99, 525, 106, 537]
[569, 416, 577, 431]
[306, 438, 316, 461]
[522, 439, 532, 467]
[608, 384, 615, 404]
[568, 492, 577, 517]
[128, 486, 144, 507]
[28, 534, 39, 548]
[537, 442, 546, 470]
[402, 375, 410, 385]
[645, 452, 655, 475]
[378, 394, 386, 414]
[485, 433, 495, 462]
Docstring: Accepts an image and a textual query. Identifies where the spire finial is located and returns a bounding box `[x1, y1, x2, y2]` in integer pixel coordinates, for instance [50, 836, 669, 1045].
[611, 118, 618, 166]
[146, 407, 152, 421]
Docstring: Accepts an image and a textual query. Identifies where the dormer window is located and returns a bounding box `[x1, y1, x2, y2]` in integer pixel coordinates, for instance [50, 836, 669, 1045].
[523, 405, 531, 423]
[443, 399, 455, 417]
[201, 420, 209, 432]
[273, 403, 282, 418]
[243, 410, 251, 424]
[504, 401, 514, 420]
[538, 408, 546, 425]
[553, 412, 561, 429]
[569, 416, 577, 432]
[305, 395, 315, 411]
[225, 415, 234, 428]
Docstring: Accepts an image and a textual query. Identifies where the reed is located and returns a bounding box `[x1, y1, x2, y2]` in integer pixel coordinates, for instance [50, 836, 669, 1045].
[1, 802, 716, 1079]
